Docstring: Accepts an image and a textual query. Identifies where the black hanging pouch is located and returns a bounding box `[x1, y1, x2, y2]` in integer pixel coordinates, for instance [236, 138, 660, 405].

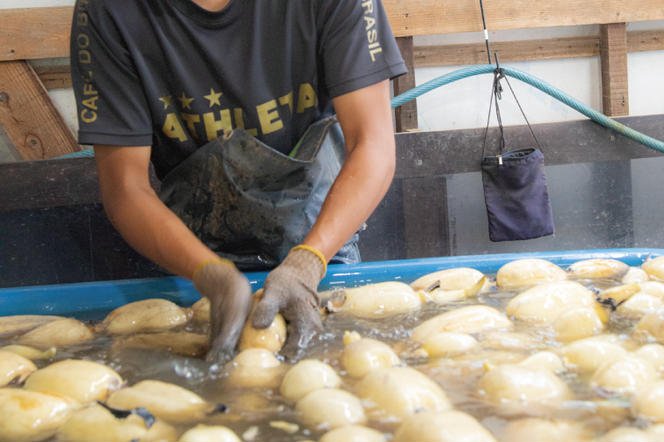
[481, 68, 554, 242]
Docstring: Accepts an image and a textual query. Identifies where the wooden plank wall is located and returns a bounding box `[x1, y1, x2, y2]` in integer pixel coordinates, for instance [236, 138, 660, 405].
[1, 1, 663, 155]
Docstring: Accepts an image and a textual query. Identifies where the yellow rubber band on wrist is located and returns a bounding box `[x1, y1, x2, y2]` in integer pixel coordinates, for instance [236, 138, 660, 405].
[192, 258, 234, 280]
[292, 244, 327, 277]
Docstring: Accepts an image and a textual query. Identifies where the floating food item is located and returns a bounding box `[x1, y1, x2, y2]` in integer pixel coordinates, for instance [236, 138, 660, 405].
[0, 315, 63, 338]
[224, 348, 282, 389]
[393, 410, 496, 442]
[635, 307, 664, 343]
[178, 425, 241, 442]
[517, 351, 565, 373]
[99, 299, 190, 336]
[643, 256, 664, 281]
[190, 297, 210, 323]
[106, 380, 212, 423]
[55, 403, 176, 442]
[552, 305, 606, 342]
[0, 388, 77, 442]
[634, 344, 664, 372]
[596, 426, 656, 442]
[0, 350, 36, 387]
[341, 332, 400, 378]
[560, 336, 628, 373]
[622, 267, 650, 284]
[567, 259, 629, 280]
[441, 350, 526, 377]
[17, 318, 94, 349]
[411, 305, 512, 343]
[295, 388, 366, 431]
[479, 331, 542, 351]
[1, 344, 56, 360]
[410, 268, 487, 304]
[590, 355, 659, 395]
[597, 283, 643, 311]
[280, 359, 341, 401]
[239, 290, 287, 353]
[24, 359, 123, 405]
[501, 418, 594, 442]
[111, 332, 209, 357]
[422, 332, 479, 358]
[319, 425, 386, 442]
[357, 367, 451, 422]
[599, 282, 664, 317]
[330, 282, 422, 318]
[632, 380, 664, 423]
[477, 364, 573, 415]
[496, 259, 567, 290]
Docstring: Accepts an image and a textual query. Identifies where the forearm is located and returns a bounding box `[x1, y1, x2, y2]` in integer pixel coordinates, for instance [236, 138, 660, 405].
[101, 182, 219, 280]
[303, 139, 395, 261]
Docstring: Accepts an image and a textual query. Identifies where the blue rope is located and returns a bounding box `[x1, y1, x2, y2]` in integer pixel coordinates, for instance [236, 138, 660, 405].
[391, 64, 664, 154]
[57, 64, 664, 159]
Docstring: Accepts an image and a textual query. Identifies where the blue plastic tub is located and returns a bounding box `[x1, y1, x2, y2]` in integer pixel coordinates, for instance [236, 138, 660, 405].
[1, 248, 662, 320]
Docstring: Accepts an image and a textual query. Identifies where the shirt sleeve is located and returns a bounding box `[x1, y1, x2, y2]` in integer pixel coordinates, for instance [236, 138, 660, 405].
[316, 0, 408, 99]
[70, 0, 153, 146]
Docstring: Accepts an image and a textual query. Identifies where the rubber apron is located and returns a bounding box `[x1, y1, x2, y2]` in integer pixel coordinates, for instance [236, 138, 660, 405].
[159, 116, 361, 271]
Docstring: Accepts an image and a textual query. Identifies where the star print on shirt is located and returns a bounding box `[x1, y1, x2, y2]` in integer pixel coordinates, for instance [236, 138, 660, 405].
[178, 92, 194, 110]
[204, 89, 223, 107]
[159, 96, 172, 110]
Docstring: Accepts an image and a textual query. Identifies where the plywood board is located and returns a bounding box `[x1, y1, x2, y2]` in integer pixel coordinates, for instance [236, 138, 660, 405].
[0, 7, 72, 61]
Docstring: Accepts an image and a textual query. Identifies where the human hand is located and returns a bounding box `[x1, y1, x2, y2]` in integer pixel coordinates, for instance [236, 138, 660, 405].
[192, 260, 253, 364]
[252, 246, 327, 358]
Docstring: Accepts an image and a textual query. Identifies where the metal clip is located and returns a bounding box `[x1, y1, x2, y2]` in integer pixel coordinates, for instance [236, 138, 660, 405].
[498, 155, 503, 165]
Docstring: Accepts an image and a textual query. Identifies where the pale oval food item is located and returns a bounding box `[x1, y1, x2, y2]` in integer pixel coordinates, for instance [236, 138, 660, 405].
[505, 281, 596, 323]
[632, 380, 664, 423]
[178, 425, 242, 442]
[560, 336, 628, 373]
[1, 344, 56, 360]
[280, 359, 341, 401]
[634, 344, 664, 372]
[24, 359, 124, 405]
[341, 334, 400, 378]
[622, 267, 650, 284]
[501, 418, 593, 442]
[422, 332, 479, 358]
[0, 315, 63, 338]
[0, 388, 77, 442]
[635, 307, 664, 343]
[106, 380, 209, 423]
[225, 348, 282, 389]
[295, 388, 366, 431]
[518, 351, 565, 373]
[643, 256, 664, 281]
[596, 427, 656, 442]
[393, 410, 496, 442]
[111, 332, 209, 357]
[551, 305, 606, 342]
[567, 258, 629, 280]
[480, 331, 542, 351]
[319, 425, 386, 442]
[496, 259, 567, 290]
[357, 367, 451, 422]
[190, 297, 210, 323]
[339, 282, 422, 318]
[17, 318, 94, 349]
[55, 403, 177, 442]
[590, 355, 659, 395]
[411, 305, 512, 343]
[617, 293, 663, 318]
[477, 364, 573, 414]
[411, 268, 487, 304]
[100, 299, 190, 335]
[239, 291, 287, 353]
[0, 350, 36, 387]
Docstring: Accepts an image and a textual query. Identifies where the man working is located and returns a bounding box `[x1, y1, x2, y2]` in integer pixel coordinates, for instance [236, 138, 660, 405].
[71, 0, 407, 363]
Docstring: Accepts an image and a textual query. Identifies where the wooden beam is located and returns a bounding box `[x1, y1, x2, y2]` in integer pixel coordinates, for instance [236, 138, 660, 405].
[394, 37, 418, 132]
[628, 30, 664, 53]
[600, 23, 629, 117]
[0, 7, 72, 61]
[33, 64, 72, 89]
[0, 61, 80, 160]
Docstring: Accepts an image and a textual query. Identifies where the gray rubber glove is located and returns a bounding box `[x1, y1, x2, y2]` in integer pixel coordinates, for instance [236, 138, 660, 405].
[193, 259, 253, 365]
[252, 245, 326, 357]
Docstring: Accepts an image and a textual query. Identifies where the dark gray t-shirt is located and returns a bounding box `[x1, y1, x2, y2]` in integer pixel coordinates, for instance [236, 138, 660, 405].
[71, 0, 407, 179]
